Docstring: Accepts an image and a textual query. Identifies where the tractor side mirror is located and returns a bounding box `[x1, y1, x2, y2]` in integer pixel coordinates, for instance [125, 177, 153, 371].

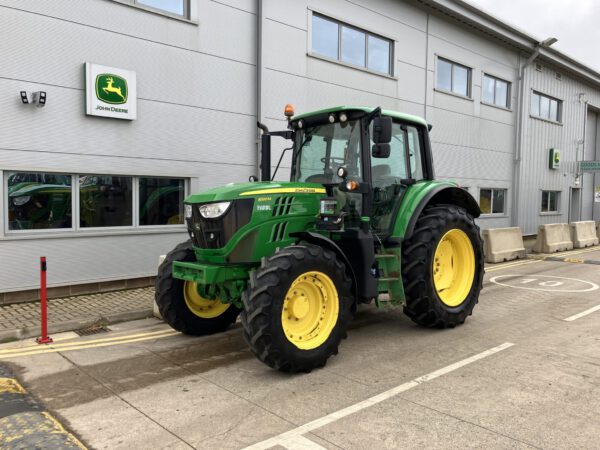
[372, 143, 391, 158]
[372, 116, 392, 144]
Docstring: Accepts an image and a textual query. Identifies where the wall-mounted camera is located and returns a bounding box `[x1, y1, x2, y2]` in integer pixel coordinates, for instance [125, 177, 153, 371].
[20, 90, 47, 107]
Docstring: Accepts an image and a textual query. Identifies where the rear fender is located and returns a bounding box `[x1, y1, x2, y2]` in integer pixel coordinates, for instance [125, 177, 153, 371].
[403, 185, 480, 240]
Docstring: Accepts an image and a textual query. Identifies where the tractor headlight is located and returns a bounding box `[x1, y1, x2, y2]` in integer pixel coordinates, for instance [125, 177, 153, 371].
[184, 204, 193, 219]
[198, 201, 231, 219]
[12, 196, 31, 206]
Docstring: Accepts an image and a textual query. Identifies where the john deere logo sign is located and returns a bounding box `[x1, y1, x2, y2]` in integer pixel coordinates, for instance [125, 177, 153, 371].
[96, 74, 128, 104]
[85, 63, 137, 120]
[549, 148, 560, 170]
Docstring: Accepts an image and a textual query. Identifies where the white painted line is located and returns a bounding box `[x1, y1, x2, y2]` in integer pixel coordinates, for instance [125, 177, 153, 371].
[280, 435, 328, 450]
[242, 343, 515, 450]
[489, 275, 599, 293]
[564, 304, 600, 322]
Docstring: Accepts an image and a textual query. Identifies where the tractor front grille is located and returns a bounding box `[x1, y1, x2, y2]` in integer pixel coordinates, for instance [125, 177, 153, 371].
[187, 199, 254, 249]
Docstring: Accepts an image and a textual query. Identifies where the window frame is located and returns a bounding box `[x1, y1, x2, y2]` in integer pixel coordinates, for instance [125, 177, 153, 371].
[540, 190, 561, 214]
[530, 90, 562, 123]
[481, 73, 511, 110]
[308, 10, 395, 78]
[3, 170, 188, 236]
[110, 0, 193, 21]
[4, 171, 76, 234]
[479, 188, 508, 216]
[435, 56, 473, 99]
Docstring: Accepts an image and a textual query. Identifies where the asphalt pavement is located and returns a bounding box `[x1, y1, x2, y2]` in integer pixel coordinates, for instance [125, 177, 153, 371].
[0, 250, 599, 450]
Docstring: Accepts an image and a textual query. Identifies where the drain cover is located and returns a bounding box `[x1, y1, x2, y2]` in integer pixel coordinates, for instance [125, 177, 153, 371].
[74, 326, 110, 337]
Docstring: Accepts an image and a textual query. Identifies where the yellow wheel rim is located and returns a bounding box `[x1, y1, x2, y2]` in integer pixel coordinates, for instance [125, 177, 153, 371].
[433, 229, 476, 307]
[183, 281, 231, 319]
[281, 271, 339, 350]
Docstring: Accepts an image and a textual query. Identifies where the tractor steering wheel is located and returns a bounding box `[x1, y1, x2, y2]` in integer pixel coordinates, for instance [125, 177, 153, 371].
[321, 157, 346, 166]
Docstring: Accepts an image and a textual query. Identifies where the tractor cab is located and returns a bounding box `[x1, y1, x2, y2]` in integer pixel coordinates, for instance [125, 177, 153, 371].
[286, 106, 433, 235]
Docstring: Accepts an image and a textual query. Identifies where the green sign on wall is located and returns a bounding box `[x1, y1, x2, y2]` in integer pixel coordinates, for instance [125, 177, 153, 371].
[85, 62, 137, 120]
[549, 148, 560, 170]
[95, 74, 128, 104]
[580, 160, 600, 172]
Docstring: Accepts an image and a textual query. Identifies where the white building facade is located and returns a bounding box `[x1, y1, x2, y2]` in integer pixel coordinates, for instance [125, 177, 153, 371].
[1, 0, 599, 300]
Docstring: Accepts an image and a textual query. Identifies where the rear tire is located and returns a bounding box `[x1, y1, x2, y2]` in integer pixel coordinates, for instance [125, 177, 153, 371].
[155, 240, 240, 335]
[241, 245, 353, 373]
[401, 205, 484, 328]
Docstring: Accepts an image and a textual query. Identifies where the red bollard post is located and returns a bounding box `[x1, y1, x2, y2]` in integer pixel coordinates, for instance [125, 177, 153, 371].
[36, 256, 53, 344]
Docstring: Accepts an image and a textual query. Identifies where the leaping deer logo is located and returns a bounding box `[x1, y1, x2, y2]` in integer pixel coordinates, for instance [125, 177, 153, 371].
[96, 74, 128, 104]
[102, 77, 126, 102]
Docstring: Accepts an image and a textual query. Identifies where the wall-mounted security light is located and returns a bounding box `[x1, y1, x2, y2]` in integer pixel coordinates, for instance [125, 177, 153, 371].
[32, 91, 47, 107]
[20, 91, 47, 107]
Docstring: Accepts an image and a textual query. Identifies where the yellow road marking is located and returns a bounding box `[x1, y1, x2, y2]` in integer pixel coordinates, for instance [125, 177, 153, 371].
[0, 331, 180, 359]
[563, 258, 585, 264]
[42, 411, 89, 450]
[0, 377, 26, 394]
[532, 247, 600, 259]
[0, 328, 176, 355]
[486, 247, 600, 272]
[486, 260, 542, 272]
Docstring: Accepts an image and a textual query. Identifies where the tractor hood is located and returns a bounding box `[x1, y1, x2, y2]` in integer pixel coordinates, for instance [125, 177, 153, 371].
[184, 182, 326, 204]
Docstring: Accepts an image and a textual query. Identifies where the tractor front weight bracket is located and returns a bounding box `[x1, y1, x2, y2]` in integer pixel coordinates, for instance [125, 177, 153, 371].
[173, 261, 251, 308]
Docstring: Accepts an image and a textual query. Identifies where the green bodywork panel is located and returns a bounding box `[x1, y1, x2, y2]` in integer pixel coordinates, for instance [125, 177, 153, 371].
[390, 179, 457, 239]
[186, 182, 325, 265]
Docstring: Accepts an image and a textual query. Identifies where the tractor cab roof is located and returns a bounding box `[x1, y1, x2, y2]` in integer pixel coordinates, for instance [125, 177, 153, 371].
[292, 106, 428, 128]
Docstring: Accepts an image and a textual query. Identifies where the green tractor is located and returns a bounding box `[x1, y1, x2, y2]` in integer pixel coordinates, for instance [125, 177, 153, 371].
[156, 106, 484, 372]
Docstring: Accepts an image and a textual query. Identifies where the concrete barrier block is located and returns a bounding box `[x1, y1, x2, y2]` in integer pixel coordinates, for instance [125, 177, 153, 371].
[570, 221, 599, 248]
[483, 227, 527, 263]
[533, 223, 574, 253]
[153, 255, 166, 320]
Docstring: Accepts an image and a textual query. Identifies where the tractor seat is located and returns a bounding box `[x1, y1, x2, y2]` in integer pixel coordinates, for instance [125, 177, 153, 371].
[372, 164, 392, 188]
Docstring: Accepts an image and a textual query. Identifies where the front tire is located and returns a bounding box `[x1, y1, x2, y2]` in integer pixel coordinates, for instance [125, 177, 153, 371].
[155, 240, 241, 335]
[241, 245, 353, 373]
[401, 205, 484, 328]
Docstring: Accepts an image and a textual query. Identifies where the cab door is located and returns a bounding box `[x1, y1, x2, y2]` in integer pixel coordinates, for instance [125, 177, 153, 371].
[370, 122, 424, 234]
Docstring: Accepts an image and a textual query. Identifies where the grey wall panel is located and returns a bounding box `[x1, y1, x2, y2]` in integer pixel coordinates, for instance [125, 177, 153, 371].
[427, 15, 518, 70]
[0, 232, 188, 292]
[427, 106, 514, 153]
[262, 68, 400, 121]
[0, 0, 257, 62]
[0, 81, 256, 169]
[432, 143, 512, 183]
[0, 7, 256, 115]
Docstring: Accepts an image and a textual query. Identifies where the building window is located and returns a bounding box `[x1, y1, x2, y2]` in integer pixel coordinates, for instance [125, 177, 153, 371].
[436, 57, 471, 97]
[139, 177, 185, 225]
[80, 176, 133, 228]
[6, 172, 72, 230]
[531, 91, 561, 122]
[136, 0, 187, 16]
[311, 14, 393, 75]
[480, 188, 506, 215]
[4, 171, 187, 233]
[482, 74, 510, 108]
[541, 190, 560, 213]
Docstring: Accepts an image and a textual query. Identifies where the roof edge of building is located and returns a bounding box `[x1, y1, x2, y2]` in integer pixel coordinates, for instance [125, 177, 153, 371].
[417, 0, 600, 89]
